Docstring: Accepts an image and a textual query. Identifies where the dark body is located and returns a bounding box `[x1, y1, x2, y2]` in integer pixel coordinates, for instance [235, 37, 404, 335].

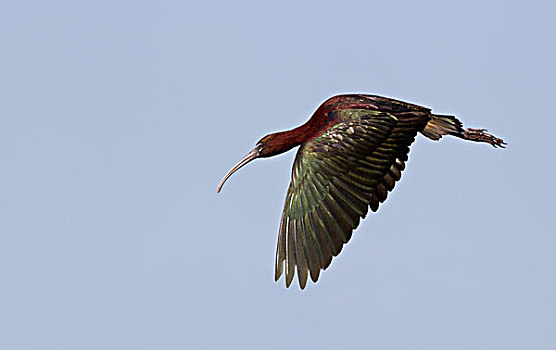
[217, 94, 505, 289]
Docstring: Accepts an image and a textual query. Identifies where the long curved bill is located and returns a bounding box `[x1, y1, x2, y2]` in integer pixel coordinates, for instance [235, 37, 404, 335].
[216, 146, 261, 193]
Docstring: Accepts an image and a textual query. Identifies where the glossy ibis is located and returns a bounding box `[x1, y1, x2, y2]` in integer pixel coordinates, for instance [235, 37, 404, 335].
[217, 94, 505, 289]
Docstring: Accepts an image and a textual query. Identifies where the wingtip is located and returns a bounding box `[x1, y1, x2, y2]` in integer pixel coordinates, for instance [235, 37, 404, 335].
[285, 274, 294, 288]
[297, 270, 308, 290]
[310, 269, 320, 283]
[275, 261, 283, 282]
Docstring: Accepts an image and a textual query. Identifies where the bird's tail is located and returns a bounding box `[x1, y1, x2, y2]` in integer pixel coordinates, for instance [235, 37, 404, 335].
[421, 114, 506, 148]
[421, 114, 463, 140]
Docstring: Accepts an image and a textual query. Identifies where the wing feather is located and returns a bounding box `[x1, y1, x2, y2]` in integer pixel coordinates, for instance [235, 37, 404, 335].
[275, 109, 428, 288]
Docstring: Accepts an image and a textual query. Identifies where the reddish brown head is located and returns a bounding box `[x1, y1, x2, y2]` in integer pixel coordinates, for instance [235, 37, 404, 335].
[216, 95, 354, 193]
[216, 131, 302, 193]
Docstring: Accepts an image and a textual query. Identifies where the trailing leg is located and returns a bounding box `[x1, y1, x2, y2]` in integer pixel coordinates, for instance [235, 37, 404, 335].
[421, 114, 506, 148]
[456, 128, 506, 148]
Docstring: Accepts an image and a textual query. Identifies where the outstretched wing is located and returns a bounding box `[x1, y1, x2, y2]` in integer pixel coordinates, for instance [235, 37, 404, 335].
[275, 109, 428, 289]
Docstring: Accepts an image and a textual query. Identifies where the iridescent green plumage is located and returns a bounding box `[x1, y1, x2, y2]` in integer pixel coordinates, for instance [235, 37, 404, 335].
[276, 109, 429, 288]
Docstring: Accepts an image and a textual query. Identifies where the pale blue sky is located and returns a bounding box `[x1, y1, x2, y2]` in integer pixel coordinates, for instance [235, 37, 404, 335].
[1, 0, 555, 349]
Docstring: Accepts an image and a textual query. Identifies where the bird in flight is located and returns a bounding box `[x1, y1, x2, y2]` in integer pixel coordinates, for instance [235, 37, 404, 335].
[217, 94, 505, 289]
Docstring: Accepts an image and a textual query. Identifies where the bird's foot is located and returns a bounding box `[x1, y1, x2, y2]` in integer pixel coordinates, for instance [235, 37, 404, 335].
[462, 128, 506, 148]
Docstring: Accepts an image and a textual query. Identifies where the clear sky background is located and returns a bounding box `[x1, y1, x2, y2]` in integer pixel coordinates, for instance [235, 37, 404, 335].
[1, 1, 554, 349]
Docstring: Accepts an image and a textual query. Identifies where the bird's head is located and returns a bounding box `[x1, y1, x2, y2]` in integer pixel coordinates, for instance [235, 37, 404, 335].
[216, 132, 297, 193]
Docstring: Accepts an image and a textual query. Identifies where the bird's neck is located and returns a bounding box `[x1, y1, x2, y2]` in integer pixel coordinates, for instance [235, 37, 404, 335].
[261, 109, 334, 157]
